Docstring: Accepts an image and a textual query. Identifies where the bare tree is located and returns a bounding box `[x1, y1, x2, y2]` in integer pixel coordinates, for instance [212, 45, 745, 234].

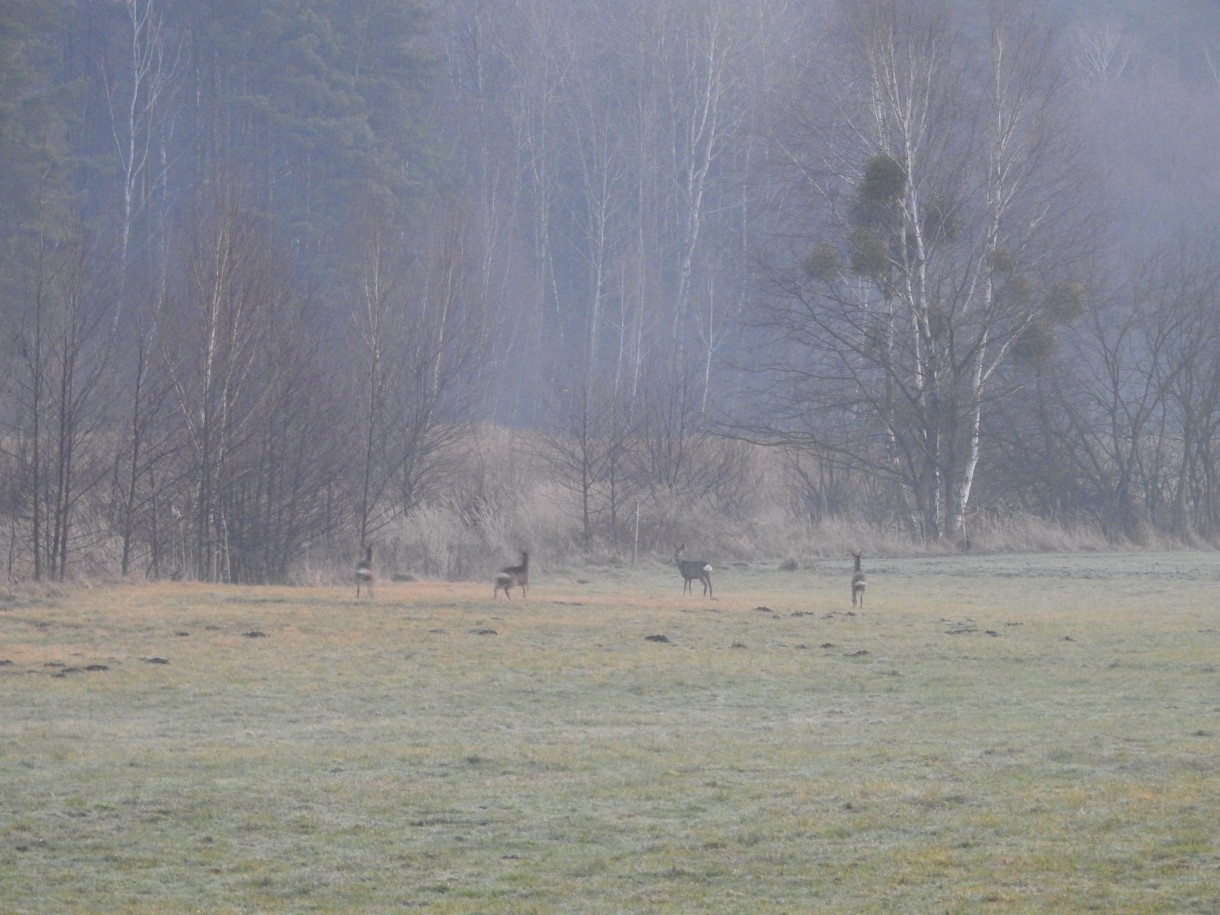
[225, 288, 344, 583]
[634, 355, 754, 504]
[1072, 19, 1135, 87]
[109, 295, 182, 577]
[394, 207, 493, 512]
[499, 0, 580, 383]
[997, 250, 1193, 541]
[93, 0, 186, 578]
[13, 213, 115, 580]
[542, 369, 638, 553]
[101, 0, 181, 301]
[748, 0, 1095, 541]
[349, 193, 398, 547]
[163, 186, 282, 581]
[428, 0, 548, 424]
[617, 0, 787, 408]
[437, 0, 789, 424]
[1132, 242, 1220, 539]
[349, 196, 493, 545]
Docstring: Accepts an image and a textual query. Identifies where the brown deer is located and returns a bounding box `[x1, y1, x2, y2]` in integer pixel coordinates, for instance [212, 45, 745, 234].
[674, 544, 713, 598]
[851, 551, 866, 608]
[494, 550, 529, 599]
[356, 545, 374, 598]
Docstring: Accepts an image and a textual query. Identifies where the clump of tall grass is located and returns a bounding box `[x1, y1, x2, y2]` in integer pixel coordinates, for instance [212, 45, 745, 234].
[964, 511, 1111, 553]
[360, 482, 582, 583]
[745, 507, 911, 561]
[300, 426, 1178, 587]
[349, 498, 1137, 586]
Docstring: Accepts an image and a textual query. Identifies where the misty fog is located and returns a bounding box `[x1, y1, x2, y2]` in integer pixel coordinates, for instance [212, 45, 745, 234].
[4, 0, 1220, 583]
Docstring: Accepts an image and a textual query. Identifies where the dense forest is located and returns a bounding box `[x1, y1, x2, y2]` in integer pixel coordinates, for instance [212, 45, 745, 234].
[4, 0, 1220, 584]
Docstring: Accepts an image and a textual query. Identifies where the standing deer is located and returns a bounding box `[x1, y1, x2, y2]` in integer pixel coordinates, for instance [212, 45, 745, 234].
[356, 545, 374, 598]
[674, 544, 713, 598]
[494, 550, 529, 599]
[851, 551, 866, 608]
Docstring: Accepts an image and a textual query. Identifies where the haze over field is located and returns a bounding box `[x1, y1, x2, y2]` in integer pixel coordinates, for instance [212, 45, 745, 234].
[2, 552, 1218, 910]
[4, 1, 1220, 583]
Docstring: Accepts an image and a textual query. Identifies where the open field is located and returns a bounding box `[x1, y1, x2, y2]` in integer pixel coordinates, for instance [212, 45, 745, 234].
[2, 552, 1219, 913]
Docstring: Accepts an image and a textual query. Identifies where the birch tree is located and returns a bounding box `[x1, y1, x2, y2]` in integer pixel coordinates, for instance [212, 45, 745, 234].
[99, 0, 184, 576]
[14, 218, 115, 580]
[102, 0, 181, 296]
[166, 190, 280, 581]
[348, 196, 492, 544]
[751, 0, 1093, 540]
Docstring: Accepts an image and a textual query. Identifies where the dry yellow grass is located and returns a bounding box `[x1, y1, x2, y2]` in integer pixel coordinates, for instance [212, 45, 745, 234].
[1, 552, 1219, 912]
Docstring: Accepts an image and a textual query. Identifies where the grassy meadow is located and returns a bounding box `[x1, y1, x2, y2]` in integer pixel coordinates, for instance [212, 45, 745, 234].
[1, 552, 1218, 913]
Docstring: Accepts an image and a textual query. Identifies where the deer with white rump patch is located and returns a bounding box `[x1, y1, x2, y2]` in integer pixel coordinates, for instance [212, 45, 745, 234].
[851, 551, 866, 608]
[495, 550, 529, 599]
[674, 544, 713, 598]
[356, 545, 374, 598]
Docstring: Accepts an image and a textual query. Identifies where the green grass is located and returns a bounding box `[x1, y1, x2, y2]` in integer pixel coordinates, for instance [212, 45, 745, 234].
[2, 552, 1219, 912]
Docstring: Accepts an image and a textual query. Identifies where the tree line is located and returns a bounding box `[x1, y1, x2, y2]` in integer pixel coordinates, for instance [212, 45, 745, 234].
[3, 0, 1220, 583]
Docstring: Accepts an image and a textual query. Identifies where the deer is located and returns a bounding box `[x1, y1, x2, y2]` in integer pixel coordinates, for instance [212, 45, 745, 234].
[851, 550, 866, 608]
[356, 545, 374, 598]
[674, 544, 713, 598]
[494, 550, 529, 599]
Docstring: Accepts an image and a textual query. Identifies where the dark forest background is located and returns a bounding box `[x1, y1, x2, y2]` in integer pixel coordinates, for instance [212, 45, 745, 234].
[4, 0, 1220, 584]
